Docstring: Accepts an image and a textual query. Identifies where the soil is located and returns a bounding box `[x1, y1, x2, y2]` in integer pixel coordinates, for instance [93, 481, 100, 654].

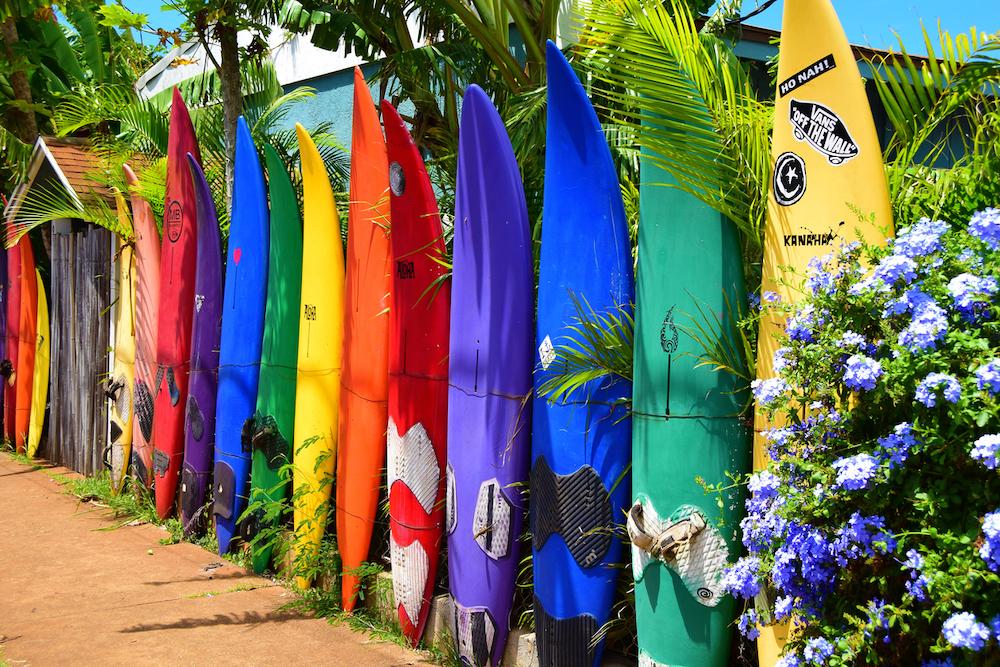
[0, 455, 432, 666]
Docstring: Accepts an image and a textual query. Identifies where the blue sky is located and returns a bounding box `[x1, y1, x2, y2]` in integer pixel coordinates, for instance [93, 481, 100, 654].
[732, 0, 997, 54]
[128, 0, 997, 56]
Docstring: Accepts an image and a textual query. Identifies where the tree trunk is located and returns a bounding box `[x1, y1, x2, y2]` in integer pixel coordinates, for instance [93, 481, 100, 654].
[216, 22, 242, 214]
[1, 16, 38, 144]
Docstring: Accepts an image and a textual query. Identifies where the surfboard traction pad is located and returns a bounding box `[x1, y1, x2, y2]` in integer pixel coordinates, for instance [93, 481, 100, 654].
[446, 468, 514, 561]
[244, 412, 289, 470]
[451, 599, 497, 667]
[534, 594, 598, 667]
[213, 460, 236, 520]
[629, 499, 729, 607]
[186, 394, 205, 441]
[134, 378, 154, 442]
[180, 462, 209, 535]
[387, 416, 442, 629]
[108, 373, 133, 489]
[530, 458, 613, 569]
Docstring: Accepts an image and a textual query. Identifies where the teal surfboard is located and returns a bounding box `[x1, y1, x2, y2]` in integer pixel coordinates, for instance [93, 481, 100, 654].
[630, 157, 750, 665]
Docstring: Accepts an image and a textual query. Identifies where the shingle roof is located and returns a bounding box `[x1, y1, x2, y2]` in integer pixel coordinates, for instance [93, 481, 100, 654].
[39, 137, 115, 203]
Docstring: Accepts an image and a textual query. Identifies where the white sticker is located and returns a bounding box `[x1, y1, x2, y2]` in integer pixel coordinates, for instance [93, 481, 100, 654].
[538, 335, 556, 370]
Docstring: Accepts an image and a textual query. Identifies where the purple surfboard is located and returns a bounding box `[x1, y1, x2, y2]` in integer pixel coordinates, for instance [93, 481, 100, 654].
[180, 154, 223, 536]
[445, 85, 534, 666]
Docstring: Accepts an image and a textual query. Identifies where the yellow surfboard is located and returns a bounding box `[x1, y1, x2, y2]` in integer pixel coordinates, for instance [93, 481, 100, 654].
[109, 193, 137, 495]
[292, 124, 345, 588]
[754, 0, 893, 662]
[26, 269, 48, 459]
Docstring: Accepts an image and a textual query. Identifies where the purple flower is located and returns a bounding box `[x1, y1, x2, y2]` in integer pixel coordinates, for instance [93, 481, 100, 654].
[776, 653, 803, 667]
[774, 347, 793, 374]
[895, 218, 949, 258]
[976, 360, 1000, 394]
[884, 286, 935, 317]
[915, 373, 961, 407]
[866, 598, 891, 644]
[838, 331, 866, 348]
[774, 595, 794, 621]
[992, 615, 1000, 642]
[752, 377, 789, 406]
[803, 637, 834, 664]
[971, 434, 1000, 470]
[806, 255, 836, 295]
[942, 611, 990, 651]
[898, 300, 948, 352]
[722, 557, 762, 599]
[843, 354, 882, 391]
[969, 208, 1000, 249]
[832, 454, 879, 491]
[837, 513, 895, 560]
[872, 254, 918, 286]
[979, 510, 1000, 572]
[947, 273, 997, 319]
[786, 306, 817, 342]
[737, 608, 760, 640]
[902, 548, 928, 601]
[878, 422, 918, 469]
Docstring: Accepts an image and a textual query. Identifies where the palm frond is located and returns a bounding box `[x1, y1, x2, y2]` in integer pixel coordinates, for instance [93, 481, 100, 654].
[577, 0, 770, 246]
[538, 292, 634, 405]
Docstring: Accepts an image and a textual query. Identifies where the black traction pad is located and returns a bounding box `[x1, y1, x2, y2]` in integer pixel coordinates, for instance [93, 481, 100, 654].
[213, 461, 235, 520]
[180, 464, 202, 528]
[249, 413, 289, 469]
[453, 601, 495, 667]
[530, 458, 613, 569]
[152, 448, 169, 477]
[130, 450, 147, 484]
[109, 420, 123, 444]
[166, 367, 180, 406]
[533, 595, 598, 667]
[186, 394, 205, 441]
[134, 379, 154, 442]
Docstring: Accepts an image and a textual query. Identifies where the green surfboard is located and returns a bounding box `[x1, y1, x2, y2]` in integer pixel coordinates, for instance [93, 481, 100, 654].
[630, 156, 750, 665]
[248, 145, 303, 573]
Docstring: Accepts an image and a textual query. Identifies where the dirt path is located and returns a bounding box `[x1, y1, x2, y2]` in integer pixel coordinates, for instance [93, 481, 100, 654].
[0, 455, 431, 667]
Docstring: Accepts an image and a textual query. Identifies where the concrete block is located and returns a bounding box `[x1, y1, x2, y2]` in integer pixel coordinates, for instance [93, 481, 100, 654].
[423, 593, 454, 650]
[361, 571, 398, 628]
[509, 629, 538, 667]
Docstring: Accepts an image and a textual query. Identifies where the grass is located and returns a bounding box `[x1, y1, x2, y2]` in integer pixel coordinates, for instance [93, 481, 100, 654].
[1, 448, 458, 665]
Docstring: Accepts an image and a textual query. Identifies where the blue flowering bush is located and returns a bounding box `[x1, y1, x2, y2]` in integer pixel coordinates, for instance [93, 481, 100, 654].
[729, 209, 1000, 665]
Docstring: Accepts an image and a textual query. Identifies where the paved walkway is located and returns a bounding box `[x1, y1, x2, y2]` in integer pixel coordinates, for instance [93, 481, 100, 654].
[0, 455, 431, 666]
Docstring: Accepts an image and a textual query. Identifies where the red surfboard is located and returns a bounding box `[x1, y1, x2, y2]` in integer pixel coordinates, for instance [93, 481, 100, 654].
[14, 235, 37, 452]
[4, 240, 22, 446]
[381, 101, 451, 646]
[153, 89, 202, 518]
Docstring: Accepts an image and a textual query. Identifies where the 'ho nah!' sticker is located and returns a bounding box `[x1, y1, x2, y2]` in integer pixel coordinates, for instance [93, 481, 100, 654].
[789, 99, 859, 165]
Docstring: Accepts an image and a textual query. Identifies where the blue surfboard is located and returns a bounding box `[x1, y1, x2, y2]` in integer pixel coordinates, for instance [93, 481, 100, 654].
[214, 116, 270, 553]
[530, 41, 634, 666]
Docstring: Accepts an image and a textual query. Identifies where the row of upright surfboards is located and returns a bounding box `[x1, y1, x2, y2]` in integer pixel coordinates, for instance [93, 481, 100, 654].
[96, 0, 892, 665]
[1, 234, 50, 461]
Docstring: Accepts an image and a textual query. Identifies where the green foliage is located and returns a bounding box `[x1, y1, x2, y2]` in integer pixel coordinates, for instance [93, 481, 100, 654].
[739, 211, 1000, 663]
[537, 292, 634, 406]
[870, 27, 1000, 229]
[578, 0, 771, 249]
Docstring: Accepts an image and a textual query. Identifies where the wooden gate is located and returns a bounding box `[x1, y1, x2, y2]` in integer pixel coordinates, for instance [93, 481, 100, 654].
[44, 219, 112, 475]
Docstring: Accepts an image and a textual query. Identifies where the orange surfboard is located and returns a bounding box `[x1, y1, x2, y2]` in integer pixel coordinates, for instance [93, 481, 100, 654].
[14, 235, 37, 452]
[336, 67, 392, 611]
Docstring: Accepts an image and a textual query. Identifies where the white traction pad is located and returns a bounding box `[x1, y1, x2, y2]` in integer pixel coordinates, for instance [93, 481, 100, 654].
[387, 417, 440, 515]
[631, 500, 729, 607]
[390, 535, 430, 626]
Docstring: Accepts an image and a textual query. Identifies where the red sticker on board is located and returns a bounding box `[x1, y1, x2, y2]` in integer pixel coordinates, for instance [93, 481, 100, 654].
[233, 247, 242, 265]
